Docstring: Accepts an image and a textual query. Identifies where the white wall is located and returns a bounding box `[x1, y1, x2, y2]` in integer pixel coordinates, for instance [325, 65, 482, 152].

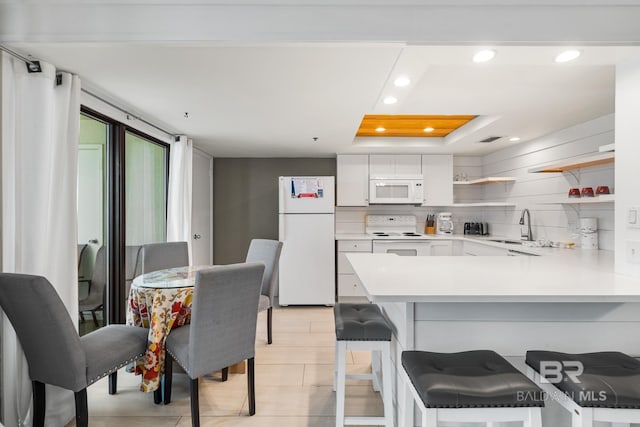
[615, 57, 640, 275]
[481, 114, 615, 250]
[336, 115, 615, 251]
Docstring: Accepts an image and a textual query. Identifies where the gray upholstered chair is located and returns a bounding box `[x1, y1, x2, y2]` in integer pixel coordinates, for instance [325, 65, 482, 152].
[124, 244, 142, 298]
[77, 244, 90, 297]
[139, 241, 189, 274]
[78, 245, 106, 327]
[245, 239, 283, 345]
[77, 244, 88, 269]
[0, 273, 149, 427]
[163, 262, 265, 427]
[139, 241, 189, 403]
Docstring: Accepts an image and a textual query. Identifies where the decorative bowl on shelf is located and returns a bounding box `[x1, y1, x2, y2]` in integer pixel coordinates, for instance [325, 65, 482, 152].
[581, 187, 595, 197]
[568, 188, 581, 198]
[596, 186, 610, 195]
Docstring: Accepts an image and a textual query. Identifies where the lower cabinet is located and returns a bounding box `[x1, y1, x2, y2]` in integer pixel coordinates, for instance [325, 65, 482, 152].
[337, 239, 372, 297]
[430, 240, 453, 256]
[463, 241, 509, 256]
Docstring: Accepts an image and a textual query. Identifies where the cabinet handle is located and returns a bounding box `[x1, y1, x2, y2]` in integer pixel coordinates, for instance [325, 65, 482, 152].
[193, 234, 201, 240]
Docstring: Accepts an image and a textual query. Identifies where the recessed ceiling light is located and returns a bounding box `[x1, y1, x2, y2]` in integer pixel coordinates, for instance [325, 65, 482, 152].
[375, 127, 386, 132]
[473, 49, 496, 63]
[394, 76, 411, 87]
[423, 127, 434, 133]
[509, 137, 521, 142]
[554, 50, 581, 63]
[383, 96, 397, 105]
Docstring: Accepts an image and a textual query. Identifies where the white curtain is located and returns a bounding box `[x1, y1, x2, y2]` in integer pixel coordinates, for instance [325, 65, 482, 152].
[1, 53, 80, 426]
[166, 135, 193, 262]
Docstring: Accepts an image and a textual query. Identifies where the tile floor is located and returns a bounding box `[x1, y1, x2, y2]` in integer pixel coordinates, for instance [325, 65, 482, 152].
[67, 306, 384, 426]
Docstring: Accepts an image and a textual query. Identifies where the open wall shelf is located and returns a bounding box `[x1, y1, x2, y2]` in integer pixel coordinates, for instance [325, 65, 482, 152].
[450, 202, 516, 207]
[538, 194, 615, 205]
[453, 177, 516, 185]
[528, 151, 614, 173]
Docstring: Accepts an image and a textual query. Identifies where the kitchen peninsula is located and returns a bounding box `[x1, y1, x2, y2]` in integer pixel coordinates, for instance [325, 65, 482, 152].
[346, 251, 640, 427]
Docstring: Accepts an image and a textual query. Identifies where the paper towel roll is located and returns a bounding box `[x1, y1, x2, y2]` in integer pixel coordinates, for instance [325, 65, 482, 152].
[580, 217, 598, 250]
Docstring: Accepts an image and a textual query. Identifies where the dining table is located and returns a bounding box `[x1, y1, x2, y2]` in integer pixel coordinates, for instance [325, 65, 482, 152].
[126, 265, 211, 393]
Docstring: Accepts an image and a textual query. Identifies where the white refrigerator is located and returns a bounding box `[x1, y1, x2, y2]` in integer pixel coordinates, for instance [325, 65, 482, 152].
[278, 176, 335, 306]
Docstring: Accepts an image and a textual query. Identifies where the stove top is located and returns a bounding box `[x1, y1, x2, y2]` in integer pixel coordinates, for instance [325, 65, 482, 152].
[365, 214, 420, 236]
[368, 231, 428, 239]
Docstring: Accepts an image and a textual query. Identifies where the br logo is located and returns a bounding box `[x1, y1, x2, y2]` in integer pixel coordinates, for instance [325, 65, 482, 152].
[540, 361, 583, 383]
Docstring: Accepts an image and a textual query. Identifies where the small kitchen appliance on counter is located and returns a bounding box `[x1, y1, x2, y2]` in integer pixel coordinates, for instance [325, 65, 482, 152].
[463, 222, 489, 235]
[580, 217, 598, 250]
[436, 212, 454, 235]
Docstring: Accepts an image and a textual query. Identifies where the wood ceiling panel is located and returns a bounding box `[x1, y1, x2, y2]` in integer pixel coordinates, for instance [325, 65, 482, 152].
[356, 114, 475, 137]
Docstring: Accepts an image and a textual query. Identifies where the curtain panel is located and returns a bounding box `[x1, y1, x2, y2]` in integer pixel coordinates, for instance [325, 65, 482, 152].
[167, 135, 193, 262]
[1, 53, 80, 426]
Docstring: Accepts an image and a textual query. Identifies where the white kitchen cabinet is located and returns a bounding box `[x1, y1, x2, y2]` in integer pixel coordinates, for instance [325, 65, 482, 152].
[421, 154, 453, 206]
[463, 241, 508, 256]
[430, 240, 453, 256]
[369, 154, 422, 177]
[336, 154, 369, 206]
[337, 239, 372, 297]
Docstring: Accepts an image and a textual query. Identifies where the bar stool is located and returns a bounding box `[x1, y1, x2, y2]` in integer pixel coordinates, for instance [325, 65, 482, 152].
[526, 350, 640, 427]
[333, 303, 393, 427]
[401, 350, 544, 427]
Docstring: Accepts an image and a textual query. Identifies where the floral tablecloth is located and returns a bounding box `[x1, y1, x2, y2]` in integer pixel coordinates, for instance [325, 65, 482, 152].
[125, 266, 212, 392]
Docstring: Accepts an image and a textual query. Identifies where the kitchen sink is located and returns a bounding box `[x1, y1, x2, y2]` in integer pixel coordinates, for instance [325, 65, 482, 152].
[487, 239, 523, 245]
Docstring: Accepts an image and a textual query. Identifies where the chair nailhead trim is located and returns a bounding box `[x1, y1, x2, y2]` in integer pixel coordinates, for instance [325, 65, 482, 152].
[166, 347, 189, 373]
[87, 352, 145, 386]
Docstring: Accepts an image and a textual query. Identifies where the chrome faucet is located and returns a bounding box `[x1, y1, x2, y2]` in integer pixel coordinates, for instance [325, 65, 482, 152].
[519, 208, 533, 241]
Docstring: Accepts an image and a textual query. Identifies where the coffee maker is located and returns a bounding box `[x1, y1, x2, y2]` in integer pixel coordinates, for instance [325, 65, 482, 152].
[436, 212, 453, 235]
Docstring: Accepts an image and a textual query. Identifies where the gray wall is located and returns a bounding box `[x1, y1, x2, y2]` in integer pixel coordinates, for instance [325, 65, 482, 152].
[213, 158, 336, 265]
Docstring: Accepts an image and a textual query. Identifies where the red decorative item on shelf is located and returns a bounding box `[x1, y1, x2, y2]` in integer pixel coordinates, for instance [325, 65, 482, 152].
[568, 188, 581, 198]
[581, 187, 595, 197]
[596, 186, 610, 195]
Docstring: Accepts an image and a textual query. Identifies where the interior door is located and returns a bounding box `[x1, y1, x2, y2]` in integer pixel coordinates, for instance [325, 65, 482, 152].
[77, 144, 104, 283]
[191, 149, 213, 265]
[78, 144, 104, 247]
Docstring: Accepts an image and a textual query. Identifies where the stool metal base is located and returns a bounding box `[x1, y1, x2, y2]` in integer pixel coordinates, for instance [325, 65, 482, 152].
[401, 367, 542, 427]
[334, 340, 393, 427]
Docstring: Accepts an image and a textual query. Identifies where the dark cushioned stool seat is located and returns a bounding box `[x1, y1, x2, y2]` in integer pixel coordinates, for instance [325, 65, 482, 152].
[526, 350, 640, 408]
[334, 303, 391, 341]
[402, 350, 545, 409]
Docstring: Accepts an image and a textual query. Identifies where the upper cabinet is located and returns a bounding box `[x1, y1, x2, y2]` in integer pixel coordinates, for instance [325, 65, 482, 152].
[369, 154, 422, 177]
[421, 155, 453, 206]
[337, 153, 455, 206]
[337, 154, 369, 206]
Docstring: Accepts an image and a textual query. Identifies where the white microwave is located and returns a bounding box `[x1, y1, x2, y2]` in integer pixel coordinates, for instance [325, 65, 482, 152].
[369, 176, 424, 204]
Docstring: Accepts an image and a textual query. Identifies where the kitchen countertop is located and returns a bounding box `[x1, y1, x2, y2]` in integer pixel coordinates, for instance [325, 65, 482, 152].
[345, 251, 640, 303]
[335, 233, 580, 256]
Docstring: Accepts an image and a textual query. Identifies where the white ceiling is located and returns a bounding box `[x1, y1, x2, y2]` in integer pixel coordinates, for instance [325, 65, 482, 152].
[5, 0, 640, 158]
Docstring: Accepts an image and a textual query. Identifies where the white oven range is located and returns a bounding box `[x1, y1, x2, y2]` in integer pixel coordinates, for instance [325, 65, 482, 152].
[372, 240, 434, 256]
[366, 215, 445, 256]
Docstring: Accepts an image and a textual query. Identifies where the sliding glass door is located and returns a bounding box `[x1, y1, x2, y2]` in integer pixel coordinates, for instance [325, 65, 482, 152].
[78, 108, 169, 326]
[125, 131, 168, 245]
[77, 113, 109, 335]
